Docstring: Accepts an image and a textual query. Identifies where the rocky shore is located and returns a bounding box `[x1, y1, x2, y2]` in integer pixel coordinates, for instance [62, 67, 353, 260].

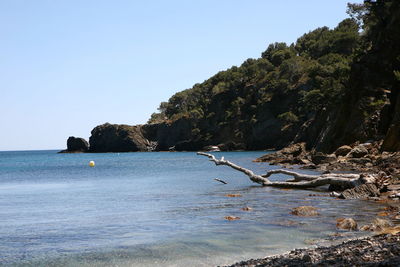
[219, 142, 400, 266]
[227, 233, 400, 267]
[256, 141, 400, 200]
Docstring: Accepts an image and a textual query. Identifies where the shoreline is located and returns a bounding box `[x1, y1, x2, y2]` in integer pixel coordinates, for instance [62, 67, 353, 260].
[222, 142, 400, 266]
[226, 233, 400, 266]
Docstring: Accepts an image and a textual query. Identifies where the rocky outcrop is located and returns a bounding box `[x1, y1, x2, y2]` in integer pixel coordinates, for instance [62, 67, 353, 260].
[59, 136, 89, 153]
[89, 123, 155, 152]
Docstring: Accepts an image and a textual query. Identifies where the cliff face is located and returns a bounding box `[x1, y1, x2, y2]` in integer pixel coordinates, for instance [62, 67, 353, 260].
[89, 123, 155, 152]
[87, 120, 199, 152]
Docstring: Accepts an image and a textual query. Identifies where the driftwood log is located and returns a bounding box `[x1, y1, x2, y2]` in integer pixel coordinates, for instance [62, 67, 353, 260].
[197, 152, 379, 190]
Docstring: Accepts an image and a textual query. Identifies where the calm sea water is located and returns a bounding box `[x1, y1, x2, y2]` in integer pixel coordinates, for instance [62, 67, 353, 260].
[0, 150, 383, 266]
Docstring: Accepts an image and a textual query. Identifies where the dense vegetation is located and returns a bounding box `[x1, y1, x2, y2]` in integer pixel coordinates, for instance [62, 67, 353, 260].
[148, 0, 400, 152]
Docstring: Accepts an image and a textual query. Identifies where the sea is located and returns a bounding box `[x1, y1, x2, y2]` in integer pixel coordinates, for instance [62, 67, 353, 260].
[0, 150, 383, 266]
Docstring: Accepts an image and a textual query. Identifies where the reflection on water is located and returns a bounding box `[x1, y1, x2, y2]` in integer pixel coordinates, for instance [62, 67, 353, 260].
[0, 150, 383, 266]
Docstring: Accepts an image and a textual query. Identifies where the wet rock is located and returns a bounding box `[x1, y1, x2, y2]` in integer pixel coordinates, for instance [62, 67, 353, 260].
[335, 145, 353, 156]
[348, 145, 369, 158]
[290, 206, 319, 217]
[360, 218, 393, 232]
[336, 218, 358, 231]
[224, 216, 240, 221]
[340, 184, 380, 199]
[241, 207, 253, 211]
[225, 194, 242, 197]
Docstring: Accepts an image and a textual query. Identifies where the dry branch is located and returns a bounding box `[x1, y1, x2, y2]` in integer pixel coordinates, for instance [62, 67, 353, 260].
[197, 152, 373, 190]
[214, 178, 228, 184]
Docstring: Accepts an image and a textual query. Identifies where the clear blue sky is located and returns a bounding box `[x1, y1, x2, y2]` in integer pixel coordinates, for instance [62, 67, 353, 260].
[0, 0, 362, 151]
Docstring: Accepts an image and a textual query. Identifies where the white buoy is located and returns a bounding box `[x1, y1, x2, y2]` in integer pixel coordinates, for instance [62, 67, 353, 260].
[89, 160, 95, 167]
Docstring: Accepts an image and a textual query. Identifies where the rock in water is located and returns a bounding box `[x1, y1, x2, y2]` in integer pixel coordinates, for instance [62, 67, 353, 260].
[89, 123, 154, 152]
[60, 136, 89, 153]
[336, 218, 358, 231]
[291, 206, 319, 217]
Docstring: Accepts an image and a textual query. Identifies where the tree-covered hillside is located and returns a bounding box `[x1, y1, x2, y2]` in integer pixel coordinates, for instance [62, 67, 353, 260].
[145, 0, 399, 152]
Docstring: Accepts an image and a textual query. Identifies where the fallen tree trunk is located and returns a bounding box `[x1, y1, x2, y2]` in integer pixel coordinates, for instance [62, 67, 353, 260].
[197, 152, 377, 190]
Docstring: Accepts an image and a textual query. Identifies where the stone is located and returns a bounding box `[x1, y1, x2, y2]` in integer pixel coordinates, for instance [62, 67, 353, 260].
[340, 184, 380, 199]
[290, 206, 319, 217]
[336, 218, 358, 231]
[224, 216, 240, 221]
[360, 218, 393, 232]
[334, 145, 353, 156]
[225, 194, 242, 197]
[348, 145, 369, 158]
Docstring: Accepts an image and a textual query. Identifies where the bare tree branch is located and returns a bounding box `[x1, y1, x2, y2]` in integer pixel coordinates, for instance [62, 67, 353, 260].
[197, 152, 368, 189]
[197, 152, 270, 185]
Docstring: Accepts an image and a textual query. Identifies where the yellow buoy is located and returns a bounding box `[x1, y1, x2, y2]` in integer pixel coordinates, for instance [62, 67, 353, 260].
[89, 161, 95, 167]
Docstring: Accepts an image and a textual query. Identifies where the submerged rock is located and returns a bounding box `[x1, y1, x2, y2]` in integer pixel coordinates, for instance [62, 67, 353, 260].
[360, 218, 393, 232]
[224, 216, 240, 221]
[290, 206, 319, 217]
[336, 218, 358, 231]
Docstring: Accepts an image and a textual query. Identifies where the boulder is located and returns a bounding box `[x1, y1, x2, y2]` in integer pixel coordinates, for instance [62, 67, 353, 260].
[334, 145, 352, 156]
[336, 218, 358, 231]
[348, 145, 369, 158]
[59, 136, 89, 153]
[89, 123, 154, 152]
